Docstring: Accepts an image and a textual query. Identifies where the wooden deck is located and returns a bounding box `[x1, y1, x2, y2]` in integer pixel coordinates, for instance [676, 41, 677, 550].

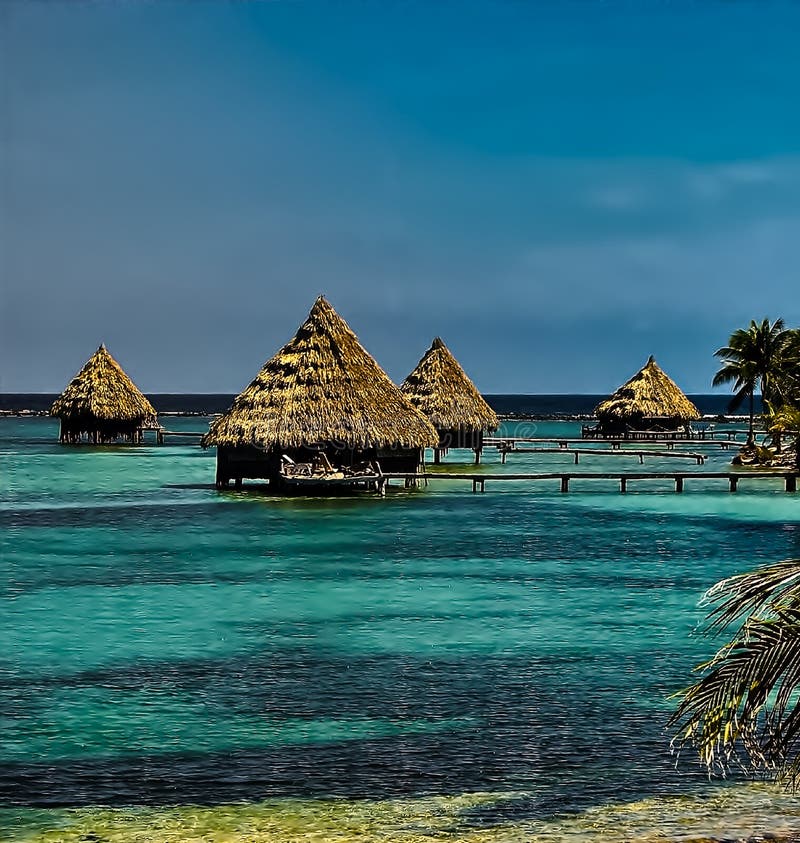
[154, 430, 206, 444]
[485, 436, 744, 451]
[496, 447, 706, 465]
[383, 470, 798, 494]
[581, 426, 757, 442]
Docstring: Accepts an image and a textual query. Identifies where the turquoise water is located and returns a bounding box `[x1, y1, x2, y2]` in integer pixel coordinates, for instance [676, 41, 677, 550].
[2, 417, 799, 840]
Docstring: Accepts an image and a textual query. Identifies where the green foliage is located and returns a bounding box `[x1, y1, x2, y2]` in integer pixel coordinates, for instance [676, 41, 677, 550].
[671, 558, 800, 784]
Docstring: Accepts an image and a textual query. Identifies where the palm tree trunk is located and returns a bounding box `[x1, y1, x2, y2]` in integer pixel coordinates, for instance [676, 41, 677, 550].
[748, 390, 755, 446]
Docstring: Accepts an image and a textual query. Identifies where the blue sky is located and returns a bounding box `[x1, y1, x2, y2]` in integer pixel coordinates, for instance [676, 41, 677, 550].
[2, 1, 799, 393]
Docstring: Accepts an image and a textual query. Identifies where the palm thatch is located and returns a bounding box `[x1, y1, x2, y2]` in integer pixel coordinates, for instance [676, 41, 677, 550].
[594, 356, 700, 429]
[401, 338, 498, 434]
[50, 344, 157, 443]
[203, 297, 439, 453]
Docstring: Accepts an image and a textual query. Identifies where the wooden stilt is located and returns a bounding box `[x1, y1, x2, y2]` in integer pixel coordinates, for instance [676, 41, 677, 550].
[560, 476, 569, 493]
[675, 477, 684, 493]
[729, 476, 738, 493]
[786, 474, 797, 493]
[620, 477, 627, 493]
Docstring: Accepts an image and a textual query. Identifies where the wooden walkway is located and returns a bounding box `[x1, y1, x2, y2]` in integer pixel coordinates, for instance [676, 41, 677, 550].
[581, 427, 755, 442]
[155, 430, 206, 444]
[384, 471, 798, 494]
[497, 447, 706, 465]
[485, 437, 745, 451]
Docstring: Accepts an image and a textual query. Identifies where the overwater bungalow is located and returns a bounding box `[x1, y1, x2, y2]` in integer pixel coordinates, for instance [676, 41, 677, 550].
[202, 296, 439, 490]
[401, 337, 499, 463]
[50, 344, 157, 444]
[584, 356, 701, 439]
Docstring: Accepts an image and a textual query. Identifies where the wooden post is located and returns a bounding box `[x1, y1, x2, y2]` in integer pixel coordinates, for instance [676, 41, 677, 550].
[501, 449, 507, 464]
[729, 476, 738, 493]
[475, 448, 481, 465]
[620, 477, 627, 493]
[434, 449, 441, 465]
[560, 476, 569, 493]
[675, 477, 684, 493]
[472, 479, 478, 493]
[638, 454, 644, 464]
[787, 474, 797, 493]
[574, 452, 579, 464]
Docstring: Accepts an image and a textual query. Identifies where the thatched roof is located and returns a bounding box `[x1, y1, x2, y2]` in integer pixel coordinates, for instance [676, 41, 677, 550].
[595, 356, 701, 423]
[202, 297, 439, 451]
[50, 344, 156, 424]
[401, 337, 499, 433]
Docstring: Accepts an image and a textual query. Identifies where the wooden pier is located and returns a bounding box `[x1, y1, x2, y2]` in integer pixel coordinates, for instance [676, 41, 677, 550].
[496, 446, 706, 465]
[580, 427, 758, 442]
[485, 436, 745, 451]
[384, 470, 798, 494]
[155, 430, 206, 444]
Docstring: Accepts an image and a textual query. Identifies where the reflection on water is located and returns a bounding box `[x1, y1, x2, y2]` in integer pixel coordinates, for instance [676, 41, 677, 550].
[2, 418, 800, 840]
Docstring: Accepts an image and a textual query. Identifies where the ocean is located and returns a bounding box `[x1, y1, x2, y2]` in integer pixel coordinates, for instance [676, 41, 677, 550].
[0, 393, 740, 417]
[2, 409, 799, 841]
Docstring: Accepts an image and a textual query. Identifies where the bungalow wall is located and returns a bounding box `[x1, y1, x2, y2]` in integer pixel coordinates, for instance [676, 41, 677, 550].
[215, 444, 424, 488]
[435, 427, 485, 451]
[58, 419, 146, 444]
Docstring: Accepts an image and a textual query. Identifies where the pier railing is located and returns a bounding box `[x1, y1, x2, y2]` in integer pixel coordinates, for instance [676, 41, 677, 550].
[383, 470, 798, 494]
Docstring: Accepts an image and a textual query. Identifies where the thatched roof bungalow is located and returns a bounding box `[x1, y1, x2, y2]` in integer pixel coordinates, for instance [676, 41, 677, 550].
[401, 337, 498, 462]
[590, 356, 701, 437]
[50, 344, 157, 444]
[202, 297, 439, 488]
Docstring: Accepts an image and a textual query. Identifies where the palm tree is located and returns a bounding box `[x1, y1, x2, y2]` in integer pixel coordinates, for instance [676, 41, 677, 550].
[671, 558, 800, 785]
[777, 328, 800, 407]
[713, 319, 795, 445]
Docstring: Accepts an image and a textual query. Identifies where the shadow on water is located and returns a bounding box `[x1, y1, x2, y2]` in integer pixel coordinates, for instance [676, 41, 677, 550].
[0, 651, 710, 819]
[0, 735, 713, 819]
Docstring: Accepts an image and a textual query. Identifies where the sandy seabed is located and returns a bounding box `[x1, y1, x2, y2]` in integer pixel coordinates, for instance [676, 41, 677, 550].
[3, 782, 800, 843]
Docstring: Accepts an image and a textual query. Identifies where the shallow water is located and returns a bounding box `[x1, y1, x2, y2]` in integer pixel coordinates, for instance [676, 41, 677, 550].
[2, 417, 799, 839]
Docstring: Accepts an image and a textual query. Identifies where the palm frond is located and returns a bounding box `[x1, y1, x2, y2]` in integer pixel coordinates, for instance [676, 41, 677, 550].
[703, 559, 800, 632]
[672, 558, 800, 781]
[671, 609, 800, 777]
